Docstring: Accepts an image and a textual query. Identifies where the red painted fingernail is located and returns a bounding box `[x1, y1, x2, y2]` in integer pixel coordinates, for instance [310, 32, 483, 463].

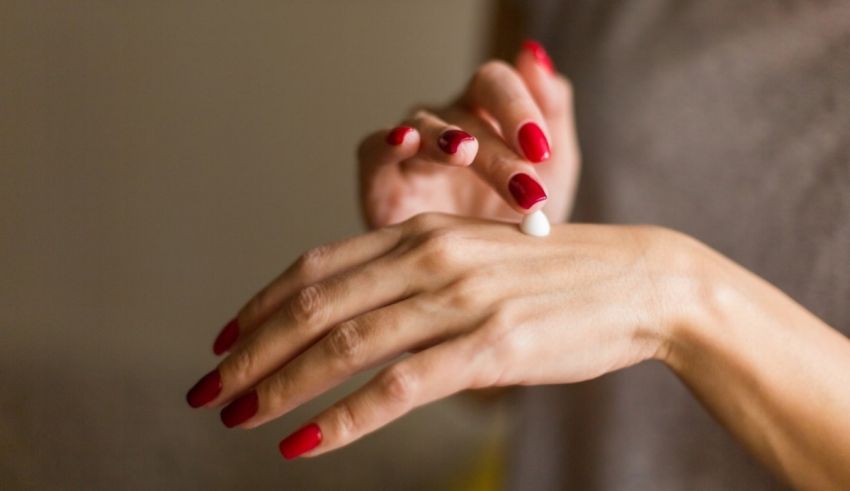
[438, 129, 474, 155]
[186, 369, 222, 408]
[518, 122, 550, 163]
[522, 39, 555, 73]
[213, 318, 240, 355]
[385, 126, 413, 146]
[279, 423, 323, 460]
[508, 173, 547, 209]
[220, 390, 259, 428]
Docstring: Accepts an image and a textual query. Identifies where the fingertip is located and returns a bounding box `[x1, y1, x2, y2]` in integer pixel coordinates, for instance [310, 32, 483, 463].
[213, 317, 240, 355]
[186, 369, 223, 409]
[384, 126, 421, 159]
[358, 127, 419, 175]
[219, 390, 259, 428]
[454, 135, 478, 167]
[524, 198, 548, 214]
[507, 172, 548, 211]
[517, 121, 551, 163]
[437, 129, 475, 155]
[437, 129, 478, 166]
[519, 38, 556, 74]
[515, 43, 571, 121]
[385, 125, 416, 146]
[278, 422, 323, 460]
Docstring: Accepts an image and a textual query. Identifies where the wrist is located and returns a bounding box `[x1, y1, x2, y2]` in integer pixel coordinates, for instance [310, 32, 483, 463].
[642, 227, 737, 370]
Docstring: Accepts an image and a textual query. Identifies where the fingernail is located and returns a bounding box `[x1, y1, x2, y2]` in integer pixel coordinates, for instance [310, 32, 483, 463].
[279, 423, 323, 460]
[186, 369, 222, 408]
[220, 390, 259, 428]
[508, 173, 547, 209]
[438, 129, 475, 155]
[522, 39, 555, 73]
[518, 122, 550, 163]
[213, 318, 240, 355]
[385, 126, 413, 146]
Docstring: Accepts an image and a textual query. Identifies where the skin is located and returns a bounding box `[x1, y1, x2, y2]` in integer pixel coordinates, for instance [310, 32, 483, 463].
[191, 45, 850, 488]
[358, 46, 579, 226]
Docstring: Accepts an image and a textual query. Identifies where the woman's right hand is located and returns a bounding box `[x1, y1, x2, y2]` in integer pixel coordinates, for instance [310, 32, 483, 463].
[357, 40, 581, 228]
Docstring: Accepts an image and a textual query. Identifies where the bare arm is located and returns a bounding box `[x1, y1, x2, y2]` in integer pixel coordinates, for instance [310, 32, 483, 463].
[666, 234, 850, 490]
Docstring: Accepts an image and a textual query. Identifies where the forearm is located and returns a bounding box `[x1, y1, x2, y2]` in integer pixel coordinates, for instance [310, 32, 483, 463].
[664, 237, 850, 489]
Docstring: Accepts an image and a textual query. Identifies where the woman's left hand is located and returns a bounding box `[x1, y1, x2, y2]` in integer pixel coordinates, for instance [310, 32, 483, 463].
[187, 213, 694, 459]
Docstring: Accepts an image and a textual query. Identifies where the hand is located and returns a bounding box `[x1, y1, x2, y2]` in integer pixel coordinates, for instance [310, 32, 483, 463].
[358, 40, 580, 228]
[187, 213, 689, 459]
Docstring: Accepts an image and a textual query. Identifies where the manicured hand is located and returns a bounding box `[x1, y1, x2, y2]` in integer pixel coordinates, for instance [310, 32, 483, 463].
[188, 213, 690, 459]
[358, 40, 580, 228]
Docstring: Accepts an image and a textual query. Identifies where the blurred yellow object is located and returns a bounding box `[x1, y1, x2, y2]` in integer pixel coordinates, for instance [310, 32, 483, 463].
[444, 429, 506, 491]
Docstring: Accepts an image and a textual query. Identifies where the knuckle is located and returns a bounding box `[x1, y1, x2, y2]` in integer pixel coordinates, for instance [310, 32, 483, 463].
[472, 59, 515, 88]
[405, 103, 433, 119]
[480, 303, 517, 342]
[402, 212, 444, 233]
[478, 305, 527, 358]
[376, 217, 407, 240]
[225, 347, 258, 385]
[243, 287, 271, 322]
[259, 375, 290, 410]
[444, 273, 488, 310]
[293, 245, 330, 281]
[325, 320, 364, 363]
[288, 284, 328, 325]
[416, 228, 464, 271]
[378, 364, 417, 406]
[410, 108, 433, 123]
[332, 400, 358, 441]
[493, 328, 526, 360]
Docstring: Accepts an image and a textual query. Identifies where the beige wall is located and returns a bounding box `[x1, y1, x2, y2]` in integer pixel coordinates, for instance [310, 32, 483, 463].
[0, 2, 506, 489]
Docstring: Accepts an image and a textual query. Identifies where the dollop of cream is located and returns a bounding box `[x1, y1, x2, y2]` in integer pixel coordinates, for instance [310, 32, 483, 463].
[520, 210, 551, 237]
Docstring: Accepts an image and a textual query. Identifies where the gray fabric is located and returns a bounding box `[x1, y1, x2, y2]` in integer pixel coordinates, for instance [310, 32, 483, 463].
[508, 1, 850, 489]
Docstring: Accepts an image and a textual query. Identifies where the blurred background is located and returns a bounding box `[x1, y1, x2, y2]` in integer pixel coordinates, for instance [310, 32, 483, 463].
[0, 1, 512, 489]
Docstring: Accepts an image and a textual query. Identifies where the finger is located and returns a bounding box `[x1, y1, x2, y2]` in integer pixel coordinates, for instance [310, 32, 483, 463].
[515, 40, 580, 222]
[402, 109, 478, 167]
[515, 39, 574, 139]
[208, 246, 434, 407]
[221, 293, 468, 429]
[357, 126, 421, 188]
[519, 39, 556, 76]
[357, 126, 422, 229]
[278, 333, 486, 459]
[461, 60, 551, 163]
[444, 108, 549, 214]
[210, 226, 404, 356]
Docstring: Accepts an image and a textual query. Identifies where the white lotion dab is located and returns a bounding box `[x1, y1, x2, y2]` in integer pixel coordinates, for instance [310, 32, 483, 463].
[520, 210, 551, 237]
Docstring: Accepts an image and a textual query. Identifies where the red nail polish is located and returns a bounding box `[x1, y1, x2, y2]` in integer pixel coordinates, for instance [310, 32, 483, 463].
[518, 122, 550, 163]
[385, 126, 413, 146]
[278, 423, 323, 460]
[213, 318, 240, 355]
[220, 390, 259, 428]
[508, 173, 547, 209]
[522, 39, 555, 73]
[186, 369, 222, 408]
[438, 129, 474, 155]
